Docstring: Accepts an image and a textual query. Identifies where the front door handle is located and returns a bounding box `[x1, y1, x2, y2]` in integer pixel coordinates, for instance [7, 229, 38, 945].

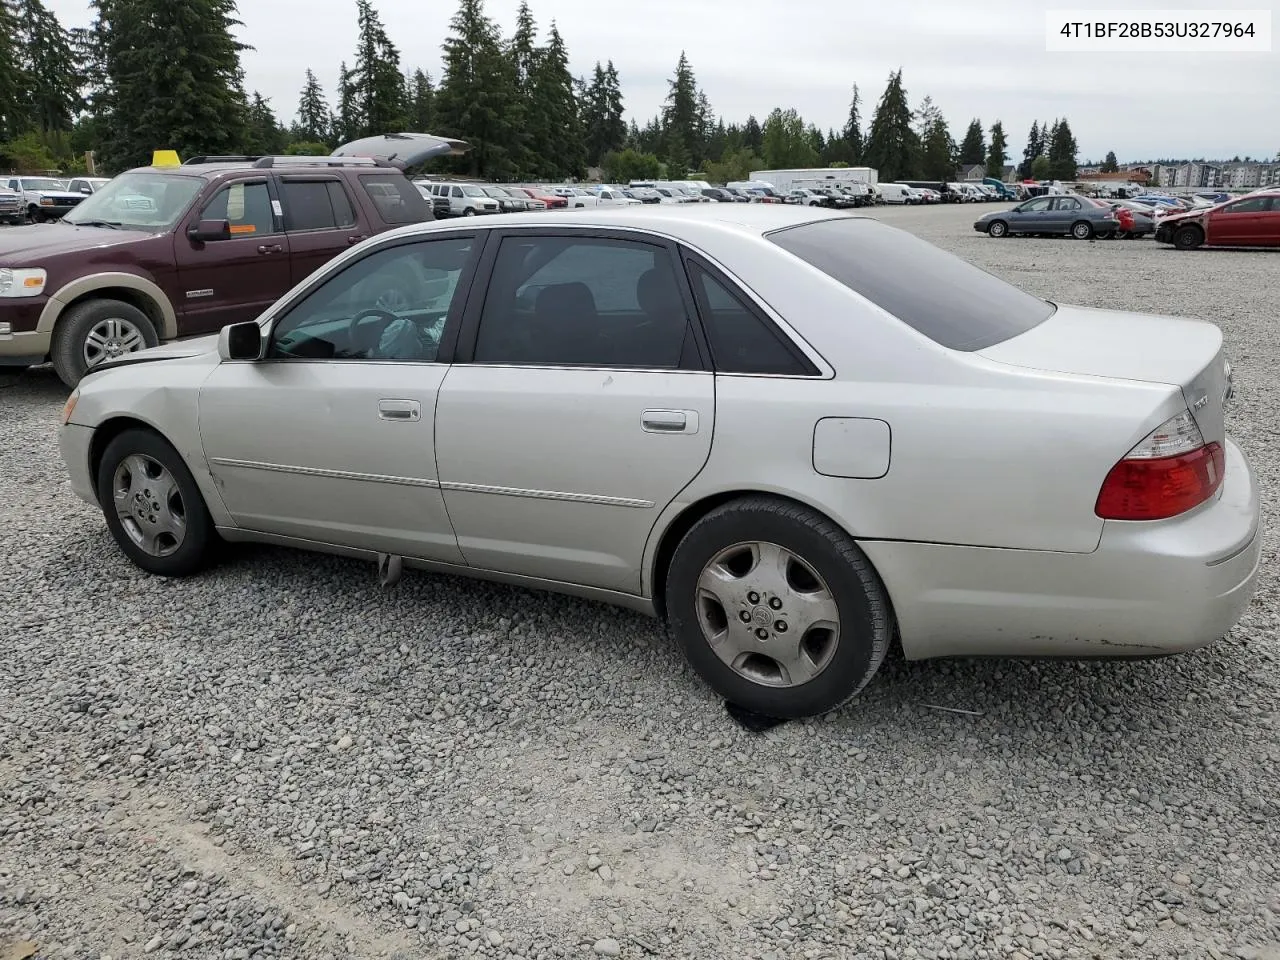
[641, 409, 698, 434]
[378, 398, 421, 422]
[257, 243, 283, 254]
[347, 235, 367, 245]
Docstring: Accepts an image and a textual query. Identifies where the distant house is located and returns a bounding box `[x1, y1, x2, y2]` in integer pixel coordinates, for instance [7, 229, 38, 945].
[960, 164, 985, 181]
[1002, 164, 1017, 182]
[1087, 169, 1152, 185]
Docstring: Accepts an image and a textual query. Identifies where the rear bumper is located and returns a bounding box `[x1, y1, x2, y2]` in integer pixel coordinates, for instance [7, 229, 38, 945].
[863, 438, 1262, 660]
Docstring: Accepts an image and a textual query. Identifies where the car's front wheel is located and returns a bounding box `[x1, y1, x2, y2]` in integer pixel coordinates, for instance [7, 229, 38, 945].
[665, 496, 892, 718]
[1174, 225, 1204, 249]
[987, 220, 1008, 238]
[51, 298, 159, 387]
[96, 428, 216, 577]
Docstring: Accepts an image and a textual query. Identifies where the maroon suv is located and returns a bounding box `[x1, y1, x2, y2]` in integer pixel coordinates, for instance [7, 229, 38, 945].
[0, 136, 469, 386]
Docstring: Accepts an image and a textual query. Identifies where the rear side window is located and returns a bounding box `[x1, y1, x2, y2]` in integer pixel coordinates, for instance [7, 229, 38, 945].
[280, 180, 338, 231]
[358, 174, 431, 224]
[767, 218, 1054, 351]
[688, 263, 815, 376]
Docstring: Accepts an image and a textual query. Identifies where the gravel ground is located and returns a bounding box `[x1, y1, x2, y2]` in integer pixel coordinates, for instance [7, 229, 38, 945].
[2, 203, 1279, 960]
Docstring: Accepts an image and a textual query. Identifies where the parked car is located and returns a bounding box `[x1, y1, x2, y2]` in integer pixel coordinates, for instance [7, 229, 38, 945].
[974, 194, 1121, 239]
[513, 187, 567, 209]
[0, 140, 463, 385]
[58, 205, 1258, 719]
[67, 176, 113, 195]
[879, 184, 914, 204]
[1155, 191, 1280, 249]
[701, 187, 738, 203]
[624, 187, 663, 204]
[785, 189, 833, 208]
[412, 181, 453, 219]
[479, 185, 528, 213]
[425, 181, 500, 216]
[0, 184, 22, 225]
[3, 175, 88, 222]
[1089, 198, 1153, 239]
[493, 185, 546, 211]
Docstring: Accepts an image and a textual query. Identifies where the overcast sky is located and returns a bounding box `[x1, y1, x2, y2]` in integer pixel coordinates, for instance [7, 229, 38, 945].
[45, 0, 1280, 163]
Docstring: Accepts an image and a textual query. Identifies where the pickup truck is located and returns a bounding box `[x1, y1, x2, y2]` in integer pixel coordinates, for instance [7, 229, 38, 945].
[0, 134, 471, 386]
[3, 175, 90, 222]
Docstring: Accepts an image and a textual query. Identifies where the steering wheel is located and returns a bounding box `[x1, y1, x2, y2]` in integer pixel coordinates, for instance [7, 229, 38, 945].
[346, 308, 401, 358]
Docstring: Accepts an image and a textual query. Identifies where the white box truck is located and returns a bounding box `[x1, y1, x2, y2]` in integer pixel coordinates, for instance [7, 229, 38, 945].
[750, 167, 879, 192]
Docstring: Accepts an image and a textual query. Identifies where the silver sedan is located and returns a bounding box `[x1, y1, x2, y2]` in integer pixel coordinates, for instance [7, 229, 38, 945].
[58, 205, 1261, 718]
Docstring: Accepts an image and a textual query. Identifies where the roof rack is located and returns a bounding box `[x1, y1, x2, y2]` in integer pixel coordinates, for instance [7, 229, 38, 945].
[180, 155, 391, 169]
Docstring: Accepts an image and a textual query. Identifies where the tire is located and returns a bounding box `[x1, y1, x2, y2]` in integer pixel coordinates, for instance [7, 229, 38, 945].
[1174, 225, 1203, 250]
[665, 495, 893, 718]
[50, 298, 159, 387]
[1070, 220, 1094, 240]
[96, 427, 215, 577]
[27, 205, 43, 224]
[987, 220, 1008, 238]
[463, 208, 475, 217]
[1097, 231, 1116, 240]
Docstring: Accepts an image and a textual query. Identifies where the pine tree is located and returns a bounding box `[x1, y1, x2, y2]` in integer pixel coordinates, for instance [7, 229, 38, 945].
[919, 113, 956, 181]
[334, 61, 357, 143]
[508, 0, 538, 86]
[841, 84, 863, 162]
[527, 22, 583, 178]
[1018, 120, 1041, 179]
[245, 91, 285, 154]
[601, 61, 625, 158]
[743, 115, 762, 154]
[12, 0, 83, 138]
[958, 118, 984, 167]
[662, 52, 703, 168]
[89, 0, 250, 171]
[434, 0, 519, 178]
[986, 121, 1007, 181]
[407, 68, 433, 131]
[864, 70, 918, 182]
[582, 60, 625, 166]
[295, 68, 330, 144]
[352, 0, 407, 138]
[0, 0, 26, 139]
[1100, 150, 1119, 173]
[1046, 117, 1078, 180]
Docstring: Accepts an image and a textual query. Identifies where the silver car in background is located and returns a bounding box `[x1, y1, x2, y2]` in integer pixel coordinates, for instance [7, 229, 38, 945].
[58, 205, 1261, 718]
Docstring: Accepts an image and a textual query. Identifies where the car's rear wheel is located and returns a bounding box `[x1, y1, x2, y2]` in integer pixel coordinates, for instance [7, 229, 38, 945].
[1174, 225, 1204, 249]
[51, 298, 159, 387]
[665, 496, 892, 718]
[1070, 220, 1094, 240]
[96, 428, 215, 577]
[987, 220, 1008, 238]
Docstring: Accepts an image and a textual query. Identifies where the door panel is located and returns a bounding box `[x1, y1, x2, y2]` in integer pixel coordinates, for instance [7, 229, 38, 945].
[278, 177, 367, 284]
[434, 366, 714, 592]
[175, 178, 291, 335]
[198, 361, 462, 562]
[1208, 197, 1272, 245]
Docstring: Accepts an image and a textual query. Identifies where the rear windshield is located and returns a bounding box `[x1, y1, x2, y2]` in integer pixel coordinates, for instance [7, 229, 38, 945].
[767, 217, 1054, 351]
[357, 173, 432, 224]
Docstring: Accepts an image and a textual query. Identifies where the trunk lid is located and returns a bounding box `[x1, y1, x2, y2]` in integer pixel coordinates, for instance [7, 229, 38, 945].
[978, 302, 1228, 447]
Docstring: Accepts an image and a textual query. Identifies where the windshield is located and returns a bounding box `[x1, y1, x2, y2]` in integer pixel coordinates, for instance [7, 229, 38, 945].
[20, 178, 67, 191]
[461, 185, 487, 197]
[768, 218, 1054, 351]
[63, 172, 204, 230]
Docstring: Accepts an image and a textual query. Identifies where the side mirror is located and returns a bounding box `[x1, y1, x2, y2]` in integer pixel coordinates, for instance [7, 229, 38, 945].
[189, 218, 231, 243]
[218, 321, 264, 361]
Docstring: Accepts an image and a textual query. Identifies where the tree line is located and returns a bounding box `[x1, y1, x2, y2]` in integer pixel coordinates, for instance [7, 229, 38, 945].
[0, 0, 1083, 184]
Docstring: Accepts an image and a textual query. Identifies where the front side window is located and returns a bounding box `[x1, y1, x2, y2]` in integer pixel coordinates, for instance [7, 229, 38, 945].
[268, 237, 474, 362]
[473, 235, 691, 369]
[201, 181, 276, 236]
[1221, 197, 1271, 214]
[1020, 198, 1051, 212]
[63, 172, 204, 231]
[768, 218, 1054, 351]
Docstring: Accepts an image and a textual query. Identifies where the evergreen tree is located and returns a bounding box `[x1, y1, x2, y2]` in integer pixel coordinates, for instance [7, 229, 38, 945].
[1100, 150, 1119, 173]
[407, 68, 433, 131]
[295, 68, 330, 144]
[89, 0, 250, 171]
[582, 60, 625, 166]
[334, 61, 357, 143]
[958, 118, 984, 166]
[662, 52, 703, 168]
[527, 22, 584, 178]
[1031, 154, 1050, 180]
[919, 113, 956, 181]
[1046, 117, 1077, 180]
[986, 121, 1007, 181]
[352, 0, 407, 138]
[508, 0, 538, 85]
[743, 114, 762, 154]
[841, 84, 863, 162]
[0, 0, 25, 139]
[761, 108, 818, 169]
[805, 123, 824, 158]
[13, 0, 83, 137]
[864, 70, 918, 182]
[1018, 120, 1041, 179]
[245, 91, 286, 154]
[434, 0, 519, 178]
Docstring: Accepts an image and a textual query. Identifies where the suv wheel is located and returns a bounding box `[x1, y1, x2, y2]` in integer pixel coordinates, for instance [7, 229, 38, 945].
[463, 208, 476, 217]
[51, 298, 159, 387]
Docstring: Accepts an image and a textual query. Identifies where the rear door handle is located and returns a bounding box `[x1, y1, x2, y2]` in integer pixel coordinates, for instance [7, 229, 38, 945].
[641, 409, 698, 434]
[348, 235, 367, 245]
[378, 399, 421, 422]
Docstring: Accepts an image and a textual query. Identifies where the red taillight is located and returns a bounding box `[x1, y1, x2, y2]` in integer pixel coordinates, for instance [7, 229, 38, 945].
[1095, 409, 1225, 521]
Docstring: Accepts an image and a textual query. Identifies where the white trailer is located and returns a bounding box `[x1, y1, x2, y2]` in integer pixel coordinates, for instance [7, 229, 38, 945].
[750, 167, 879, 191]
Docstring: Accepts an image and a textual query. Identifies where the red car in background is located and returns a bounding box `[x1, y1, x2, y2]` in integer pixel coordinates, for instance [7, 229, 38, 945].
[1155, 190, 1280, 249]
[513, 187, 567, 209]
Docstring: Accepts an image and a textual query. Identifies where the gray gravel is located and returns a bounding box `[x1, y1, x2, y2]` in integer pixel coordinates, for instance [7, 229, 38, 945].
[3, 202, 1279, 960]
